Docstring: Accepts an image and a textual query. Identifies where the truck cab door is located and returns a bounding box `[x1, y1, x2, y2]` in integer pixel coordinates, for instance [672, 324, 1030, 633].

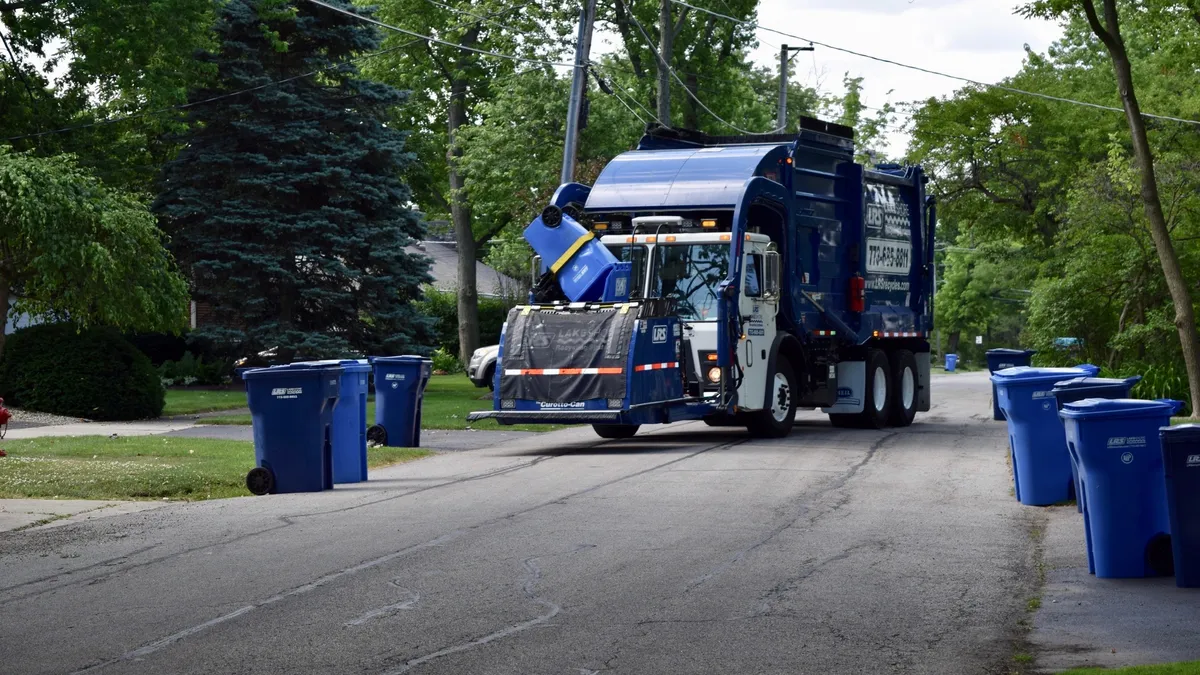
[736, 244, 779, 411]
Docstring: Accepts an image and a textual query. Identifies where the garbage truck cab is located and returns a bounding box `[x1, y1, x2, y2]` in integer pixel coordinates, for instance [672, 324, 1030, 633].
[468, 117, 936, 438]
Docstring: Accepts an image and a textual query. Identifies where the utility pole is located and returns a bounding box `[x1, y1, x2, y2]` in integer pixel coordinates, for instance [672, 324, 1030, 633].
[776, 43, 814, 131]
[561, 0, 598, 184]
[657, 0, 672, 124]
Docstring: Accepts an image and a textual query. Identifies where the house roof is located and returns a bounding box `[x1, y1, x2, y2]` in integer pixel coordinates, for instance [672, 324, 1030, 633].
[409, 241, 522, 297]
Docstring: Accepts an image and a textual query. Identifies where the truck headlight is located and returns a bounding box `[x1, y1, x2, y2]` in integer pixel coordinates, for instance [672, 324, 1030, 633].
[707, 367, 722, 383]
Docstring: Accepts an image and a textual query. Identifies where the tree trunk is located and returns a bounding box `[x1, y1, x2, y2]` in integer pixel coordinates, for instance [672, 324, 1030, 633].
[448, 77, 478, 365]
[0, 273, 9, 362]
[656, 0, 672, 124]
[947, 331, 960, 355]
[1084, 0, 1200, 414]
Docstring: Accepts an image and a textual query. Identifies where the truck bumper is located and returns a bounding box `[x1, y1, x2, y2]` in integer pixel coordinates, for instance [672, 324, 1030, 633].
[467, 409, 623, 424]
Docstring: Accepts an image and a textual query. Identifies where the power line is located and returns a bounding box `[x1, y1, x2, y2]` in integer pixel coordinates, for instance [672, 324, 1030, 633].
[670, 0, 1200, 128]
[589, 62, 664, 126]
[1, 0, 551, 144]
[623, 7, 782, 135]
[304, 0, 579, 70]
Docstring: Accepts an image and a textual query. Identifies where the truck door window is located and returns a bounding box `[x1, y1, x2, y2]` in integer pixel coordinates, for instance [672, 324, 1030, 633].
[612, 245, 647, 298]
[652, 244, 728, 321]
[745, 254, 762, 297]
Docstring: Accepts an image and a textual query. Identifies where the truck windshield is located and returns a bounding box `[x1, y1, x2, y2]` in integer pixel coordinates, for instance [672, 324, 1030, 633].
[613, 245, 647, 299]
[652, 244, 728, 321]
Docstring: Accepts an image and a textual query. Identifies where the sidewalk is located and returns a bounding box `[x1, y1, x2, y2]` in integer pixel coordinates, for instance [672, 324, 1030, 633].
[5, 420, 199, 440]
[0, 499, 162, 533]
[1031, 504, 1200, 672]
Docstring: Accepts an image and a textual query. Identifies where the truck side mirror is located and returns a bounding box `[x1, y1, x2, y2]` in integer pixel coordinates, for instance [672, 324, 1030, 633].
[764, 251, 781, 298]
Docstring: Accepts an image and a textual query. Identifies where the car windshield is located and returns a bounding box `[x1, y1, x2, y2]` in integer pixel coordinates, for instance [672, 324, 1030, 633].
[651, 244, 728, 321]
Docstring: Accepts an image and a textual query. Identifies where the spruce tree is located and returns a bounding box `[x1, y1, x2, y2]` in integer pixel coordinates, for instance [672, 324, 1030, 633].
[154, 0, 433, 359]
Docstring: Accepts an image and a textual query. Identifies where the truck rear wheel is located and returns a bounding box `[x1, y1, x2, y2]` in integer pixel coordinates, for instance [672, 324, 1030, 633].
[592, 424, 640, 439]
[888, 349, 918, 427]
[828, 349, 890, 429]
[747, 357, 797, 438]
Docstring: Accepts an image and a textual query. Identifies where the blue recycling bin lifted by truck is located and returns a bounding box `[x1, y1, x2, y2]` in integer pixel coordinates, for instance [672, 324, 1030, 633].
[1159, 424, 1200, 588]
[986, 349, 1036, 420]
[368, 356, 433, 448]
[991, 364, 1099, 506]
[243, 362, 341, 495]
[1052, 376, 1143, 513]
[1060, 398, 1181, 578]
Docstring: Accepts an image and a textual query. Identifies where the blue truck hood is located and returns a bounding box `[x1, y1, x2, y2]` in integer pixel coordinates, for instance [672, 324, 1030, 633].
[584, 144, 790, 211]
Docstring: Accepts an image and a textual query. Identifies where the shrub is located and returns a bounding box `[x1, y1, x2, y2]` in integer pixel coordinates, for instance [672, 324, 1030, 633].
[159, 352, 233, 387]
[0, 323, 165, 420]
[431, 347, 463, 374]
[415, 288, 515, 356]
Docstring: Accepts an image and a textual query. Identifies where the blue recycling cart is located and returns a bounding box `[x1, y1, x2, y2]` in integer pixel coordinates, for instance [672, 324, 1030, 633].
[1060, 398, 1181, 578]
[242, 362, 341, 495]
[299, 359, 371, 483]
[986, 349, 1036, 420]
[944, 354, 958, 372]
[991, 364, 1099, 506]
[1159, 424, 1200, 588]
[1052, 376, 1143, 513]
[368, 356, 433, 448]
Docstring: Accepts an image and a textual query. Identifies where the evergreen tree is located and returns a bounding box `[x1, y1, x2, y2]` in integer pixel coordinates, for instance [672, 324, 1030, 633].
[153, 0, 433, 359]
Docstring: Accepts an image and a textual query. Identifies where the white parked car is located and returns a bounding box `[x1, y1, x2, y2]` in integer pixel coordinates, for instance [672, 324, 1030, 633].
[467, 344, 500, 390]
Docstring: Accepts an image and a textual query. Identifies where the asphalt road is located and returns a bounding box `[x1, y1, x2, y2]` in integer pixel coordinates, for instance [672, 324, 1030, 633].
[0, 371, 1037, 675]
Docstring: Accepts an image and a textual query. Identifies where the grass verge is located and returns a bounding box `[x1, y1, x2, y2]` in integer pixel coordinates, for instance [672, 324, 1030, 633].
[0, 436, 430, 501]
[163, 389, 250, 416]
[1058, 662, 1200, 674]
[195, 374, 569, 433]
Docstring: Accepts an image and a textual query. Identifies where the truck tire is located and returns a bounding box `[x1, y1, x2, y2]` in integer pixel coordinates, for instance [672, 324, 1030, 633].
[860, 349, 891, 429]
[484, 363, 496, 391]
[592, 424, 640, 439]
[746, 357, 797, 438]
[888, 349, 918, 427]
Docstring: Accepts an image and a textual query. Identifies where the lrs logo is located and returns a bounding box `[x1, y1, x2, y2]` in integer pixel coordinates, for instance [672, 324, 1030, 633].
[1188, 454, 1200, 467]
[652, 325, 668, 343]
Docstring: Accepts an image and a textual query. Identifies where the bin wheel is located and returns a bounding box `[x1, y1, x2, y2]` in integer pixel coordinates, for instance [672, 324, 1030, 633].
[367, 424, 388, 447]
[246, 467, 275, 496]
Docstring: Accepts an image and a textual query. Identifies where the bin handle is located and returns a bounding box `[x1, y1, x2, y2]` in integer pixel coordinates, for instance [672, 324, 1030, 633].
[1155, 398, 1185, 415]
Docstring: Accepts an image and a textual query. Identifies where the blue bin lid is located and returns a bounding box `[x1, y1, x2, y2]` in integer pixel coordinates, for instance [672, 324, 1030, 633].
[986, 348, 1036, 356]
[241, 362, 342, 380]
[298, 359, 371, 373]
[990, 364, 1099, 386]
[1051, 375, 1141, 392]
[1059, 397, 1183, 420]
[1160, 423, 1200, 442]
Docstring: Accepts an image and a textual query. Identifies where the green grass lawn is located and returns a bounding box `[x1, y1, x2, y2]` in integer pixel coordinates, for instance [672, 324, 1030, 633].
[195, 374, 567, 433]
[1059, 661, 1200, 674]
[0, 436, 430, 501]
[162, 389, 250, 416]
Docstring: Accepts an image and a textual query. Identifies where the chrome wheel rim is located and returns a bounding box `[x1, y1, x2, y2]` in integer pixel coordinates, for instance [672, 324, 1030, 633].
[873, 366, 887, 413]
[771, 372, 791, 422]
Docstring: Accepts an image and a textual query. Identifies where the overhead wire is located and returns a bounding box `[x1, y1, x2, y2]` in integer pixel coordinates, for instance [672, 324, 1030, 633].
[2, 0, 560, 143]
[304, 0, 579, 70]
[622, 6, 782, 134]
[670, 0, 1200, 127]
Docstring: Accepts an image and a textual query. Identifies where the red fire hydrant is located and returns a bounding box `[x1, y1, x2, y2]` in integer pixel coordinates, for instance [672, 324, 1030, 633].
[0, 397, 11, 440]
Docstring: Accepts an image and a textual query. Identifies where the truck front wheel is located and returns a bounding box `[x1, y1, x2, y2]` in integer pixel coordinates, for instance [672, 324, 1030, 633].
[747, 357, 797, 438]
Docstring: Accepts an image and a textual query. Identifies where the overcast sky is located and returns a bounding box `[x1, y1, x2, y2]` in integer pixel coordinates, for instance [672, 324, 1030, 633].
[597, 0, 1066, 155]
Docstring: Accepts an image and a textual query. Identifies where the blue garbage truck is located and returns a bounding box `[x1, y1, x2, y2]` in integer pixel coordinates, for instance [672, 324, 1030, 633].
[467, 117, 936, 438]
